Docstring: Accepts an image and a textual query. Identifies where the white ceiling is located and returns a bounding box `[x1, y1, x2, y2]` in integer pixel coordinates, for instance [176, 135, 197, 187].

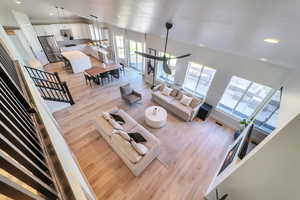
[1, 0, 300, 69]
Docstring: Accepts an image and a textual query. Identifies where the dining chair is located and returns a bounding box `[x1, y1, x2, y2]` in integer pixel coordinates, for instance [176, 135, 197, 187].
[119, 62, 126, 75]
[109, 69, 120, 80]
[84, 72, 96, 88]
[99, 72, 110, 85]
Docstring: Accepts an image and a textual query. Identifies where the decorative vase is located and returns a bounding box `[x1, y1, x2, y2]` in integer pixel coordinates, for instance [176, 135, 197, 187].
[153, 107, 158, 115]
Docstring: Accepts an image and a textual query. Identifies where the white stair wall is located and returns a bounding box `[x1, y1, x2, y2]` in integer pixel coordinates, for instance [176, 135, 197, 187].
[44, 99, 70, 113]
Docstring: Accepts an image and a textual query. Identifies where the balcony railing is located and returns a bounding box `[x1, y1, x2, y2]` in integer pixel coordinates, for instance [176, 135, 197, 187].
[0, 41, 95, 200]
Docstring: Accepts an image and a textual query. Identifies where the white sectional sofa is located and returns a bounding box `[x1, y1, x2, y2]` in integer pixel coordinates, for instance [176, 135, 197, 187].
[94, 108, 160, 176]
[152, 84, 204, 121]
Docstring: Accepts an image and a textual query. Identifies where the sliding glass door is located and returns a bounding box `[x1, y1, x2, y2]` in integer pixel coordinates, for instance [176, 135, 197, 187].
[129, 40, 143, 72]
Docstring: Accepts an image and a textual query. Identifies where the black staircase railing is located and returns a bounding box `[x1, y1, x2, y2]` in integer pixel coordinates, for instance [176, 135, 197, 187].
[0, 70, 60, 199]
[24, 66, 74, 105]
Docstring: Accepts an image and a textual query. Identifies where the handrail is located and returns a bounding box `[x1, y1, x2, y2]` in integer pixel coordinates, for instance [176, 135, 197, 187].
[24, 66, 74, 105]
[19, 63, 96, 200]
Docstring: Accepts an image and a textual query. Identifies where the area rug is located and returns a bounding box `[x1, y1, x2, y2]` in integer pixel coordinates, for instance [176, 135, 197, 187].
[118, 89, 202, 168]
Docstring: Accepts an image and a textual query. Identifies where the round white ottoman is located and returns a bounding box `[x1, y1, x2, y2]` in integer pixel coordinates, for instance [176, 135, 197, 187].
[145, 106, 167, 128]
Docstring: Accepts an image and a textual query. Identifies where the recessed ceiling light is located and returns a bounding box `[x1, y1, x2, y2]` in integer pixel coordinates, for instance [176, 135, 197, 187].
[260, 58, 268, 62]
[15, 0, 22, 4]
[264, 38, 280, 44]
[199, 43, 206, 47]
[49, 13, 54, 16]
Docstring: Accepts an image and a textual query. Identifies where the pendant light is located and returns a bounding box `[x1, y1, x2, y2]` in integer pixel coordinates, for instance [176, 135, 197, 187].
[61, 7, 66, 29]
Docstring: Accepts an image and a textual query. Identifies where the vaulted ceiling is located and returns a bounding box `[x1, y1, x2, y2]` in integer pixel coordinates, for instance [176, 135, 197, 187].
[1, 0, 300, 69]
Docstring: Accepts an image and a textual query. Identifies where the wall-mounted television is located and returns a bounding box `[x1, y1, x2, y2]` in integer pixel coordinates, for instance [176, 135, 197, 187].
[238, 124, 254, 159]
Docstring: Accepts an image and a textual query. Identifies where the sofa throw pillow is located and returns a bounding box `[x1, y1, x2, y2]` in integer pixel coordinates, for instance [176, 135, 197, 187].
[175, 91, 183, 100]
[180, 95, 193, 106]
[152, 84, 161, 91]
[159, 84, 166, 91]
[190, 98, 203, 108]
[102, 112, 112, 120]
[112, 134, 141, 164]
[114, 130, 131, 141]
[108, 118, 124, 130]
[170, 88, 178, 97]
[162, 87, 172, 96]
[131, 141, 148, 156]
[128, 132, 147, 143]
[110, 113, 126, 125]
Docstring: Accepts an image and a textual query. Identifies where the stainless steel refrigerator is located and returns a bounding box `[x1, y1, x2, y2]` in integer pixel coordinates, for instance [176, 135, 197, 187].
[38, 35, 61, 63]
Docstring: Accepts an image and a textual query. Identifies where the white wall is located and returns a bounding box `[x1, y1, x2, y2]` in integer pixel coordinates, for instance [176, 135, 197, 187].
[108, 26, 291, 128]
[12, 10, 48, 65]
[205, 67, 300, 200]
[9, 31, 35, 65]
[0, 10, 18, 27]
[44, 100, 71, 113]
[0, 26, 24, 63]
[277, 69, 300, 128]
[206, 112, 300, 200]
[145, 35, 291, 128]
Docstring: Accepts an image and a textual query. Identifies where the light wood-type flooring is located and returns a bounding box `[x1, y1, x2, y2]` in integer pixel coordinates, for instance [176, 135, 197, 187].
[46, 59, 234, 200]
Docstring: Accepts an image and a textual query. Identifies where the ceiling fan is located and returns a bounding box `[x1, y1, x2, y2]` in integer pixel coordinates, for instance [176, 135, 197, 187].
[135, 22, 191, 75]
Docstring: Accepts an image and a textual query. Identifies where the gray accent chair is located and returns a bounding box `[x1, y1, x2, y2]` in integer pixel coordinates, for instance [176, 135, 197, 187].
[120, 83, 142, 104]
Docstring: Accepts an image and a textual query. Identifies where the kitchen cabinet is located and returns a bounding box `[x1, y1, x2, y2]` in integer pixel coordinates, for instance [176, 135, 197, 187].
[33, 23, 92, 41]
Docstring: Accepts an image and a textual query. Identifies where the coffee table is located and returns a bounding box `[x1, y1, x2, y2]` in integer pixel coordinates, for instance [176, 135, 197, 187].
[145, 106, 167, 128]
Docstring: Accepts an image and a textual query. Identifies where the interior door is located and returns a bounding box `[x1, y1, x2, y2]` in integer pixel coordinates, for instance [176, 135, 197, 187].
[129, 40, 143, 72]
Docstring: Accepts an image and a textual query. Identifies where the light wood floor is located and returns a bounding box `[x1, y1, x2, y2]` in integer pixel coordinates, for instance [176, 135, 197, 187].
[46, 60, 234, 200]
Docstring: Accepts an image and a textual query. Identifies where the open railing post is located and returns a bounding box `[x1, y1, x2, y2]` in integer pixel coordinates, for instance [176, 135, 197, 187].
[62, 82, 74, 105]
[24, 66, 74, 105]
[54, 72, 61, 83]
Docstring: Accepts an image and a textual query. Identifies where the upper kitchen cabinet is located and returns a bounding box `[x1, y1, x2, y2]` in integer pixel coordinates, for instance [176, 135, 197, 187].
[34, 23, 92, 41]
[70, 23, 92, 40]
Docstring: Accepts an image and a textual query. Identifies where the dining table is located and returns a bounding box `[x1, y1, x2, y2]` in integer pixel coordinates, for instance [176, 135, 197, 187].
[84, 63, 121, 85]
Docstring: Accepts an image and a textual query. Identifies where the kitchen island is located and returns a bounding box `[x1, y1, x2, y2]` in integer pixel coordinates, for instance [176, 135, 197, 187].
[61, 50, 92, 73]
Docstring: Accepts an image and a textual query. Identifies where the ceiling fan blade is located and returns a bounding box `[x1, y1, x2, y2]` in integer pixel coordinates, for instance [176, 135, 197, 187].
[219, 194, 228, 200]
[135, 51, 166, 61]
[169, 53, 192, 59]
[135, 51, 158, 59]
[162, 60, 172, 75]
[163, 22, 172, 57]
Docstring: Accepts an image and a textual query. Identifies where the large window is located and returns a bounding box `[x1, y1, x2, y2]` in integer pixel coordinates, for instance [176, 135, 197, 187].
[115, 35, 125, 59]
[129, 40, 143, 72]
[157, 52, 177, 83]
[217, 76, 272, 119]
[183, 62, 216, 97]
[254, 89, 282, 134]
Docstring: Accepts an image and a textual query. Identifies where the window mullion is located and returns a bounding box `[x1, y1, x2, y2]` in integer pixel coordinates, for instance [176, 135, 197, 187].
[232, 82, 253, 113]
[194, 66, 204, 94]
[251, 88, 276, 120]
